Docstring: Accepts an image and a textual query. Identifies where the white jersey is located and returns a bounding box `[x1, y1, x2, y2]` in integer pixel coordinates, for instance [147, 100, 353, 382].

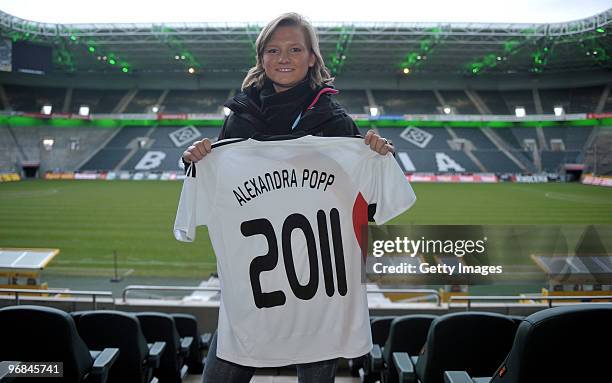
[173, 135, 416, 367]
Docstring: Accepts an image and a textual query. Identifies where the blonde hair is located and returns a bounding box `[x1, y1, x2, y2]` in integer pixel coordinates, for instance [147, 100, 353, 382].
[241, 12, 333, 91]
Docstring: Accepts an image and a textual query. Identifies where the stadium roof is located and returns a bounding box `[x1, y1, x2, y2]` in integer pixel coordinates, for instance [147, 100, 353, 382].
[0, 7, 610, 78]
[1, 0, 611, 24]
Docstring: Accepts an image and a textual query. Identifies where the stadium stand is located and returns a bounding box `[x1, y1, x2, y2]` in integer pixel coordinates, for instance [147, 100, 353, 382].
[54, 122, 603, 174]
[4, 126, 115, 173]
[70, 89, 127, 114]
[472, 150, 524, 173]
[2, 84, 65, 113]
[450, 128, 496, 149]
[538, 88, 572, 115]
[542, 126, 593, 151]
[0, 126, 18, 172]
[124, 90, 164, 114]
[475, 91, 511, 115]
[163, 90, 230, 114]
[604, 90, 612, 112]
[120, 147, 184, 172]
[78, 125, 225, 172]
[583, 129, 612, 175]
[500, 90, 537, 115]
[80, 126, 152, 171]
[439, 91, 479, 115]
[0, 120, 599, 175]
[508, 127, 538, 150]
[335, 90, 368, 114]
[540, 150, 582, 172]
[379, 127, 453, 150]
[485, 128, 520, 150]
[1, 84, 610, 117]
[373, 90, 440, 115]
[565, 86, 603, 114]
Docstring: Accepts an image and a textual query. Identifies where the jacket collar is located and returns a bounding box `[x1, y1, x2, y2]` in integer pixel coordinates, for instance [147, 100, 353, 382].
[224, 82, 344, 134]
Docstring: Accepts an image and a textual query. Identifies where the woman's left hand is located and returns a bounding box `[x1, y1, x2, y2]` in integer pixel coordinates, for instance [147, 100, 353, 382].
[364, 130, 394, 155]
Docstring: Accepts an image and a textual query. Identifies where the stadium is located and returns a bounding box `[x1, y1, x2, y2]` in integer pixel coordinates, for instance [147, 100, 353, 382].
[0, 1, 611, 382]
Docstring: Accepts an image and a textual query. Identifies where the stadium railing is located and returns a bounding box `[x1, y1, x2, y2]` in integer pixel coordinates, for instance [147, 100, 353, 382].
[120, 285, 442, 305]
[449, 295, 612, 310]
[0, 288, 114, 309]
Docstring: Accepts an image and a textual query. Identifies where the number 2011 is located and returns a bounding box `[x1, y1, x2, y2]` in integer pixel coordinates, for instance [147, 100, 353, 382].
[241, 209, 348, 309]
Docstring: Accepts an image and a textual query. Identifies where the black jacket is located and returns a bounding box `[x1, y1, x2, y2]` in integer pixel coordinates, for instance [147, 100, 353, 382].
[219, 80, 360, 140]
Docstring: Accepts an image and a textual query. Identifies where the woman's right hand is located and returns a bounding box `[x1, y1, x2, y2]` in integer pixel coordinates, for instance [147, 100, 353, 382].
[182, 138, 212, 163]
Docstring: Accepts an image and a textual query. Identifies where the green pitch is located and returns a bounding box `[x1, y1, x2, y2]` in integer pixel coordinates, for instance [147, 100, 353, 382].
[1, 180, 611, 277]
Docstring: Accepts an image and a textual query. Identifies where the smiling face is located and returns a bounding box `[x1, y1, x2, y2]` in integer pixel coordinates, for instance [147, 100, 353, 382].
[262, 26, 316, 93]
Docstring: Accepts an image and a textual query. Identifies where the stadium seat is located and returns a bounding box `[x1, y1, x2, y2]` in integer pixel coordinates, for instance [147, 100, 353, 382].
[505, 315, 524, 332]
[170, 313, 212, 374]
[369, 315, 437, 383]
[0, 305, 118, 383]
[371, 316, 397, 347]
[136, 312, 191, 383]
[77, 311, 165, 383]
[357, 316, 396, 381]
[444, 304, 612, 383]
[393, 312, 516, 383]
[70, 310, 95, 328]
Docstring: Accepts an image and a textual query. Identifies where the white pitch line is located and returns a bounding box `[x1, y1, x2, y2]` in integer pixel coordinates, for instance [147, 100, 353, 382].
[122, 268, 135, 277]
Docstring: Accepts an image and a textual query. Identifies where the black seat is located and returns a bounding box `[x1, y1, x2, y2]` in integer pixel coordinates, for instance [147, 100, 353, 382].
[170, 314, 211, 374]
[70, 310, 95, 328]
[489, 304, 612, 383]
[357, 316, 396, 381]
[136, 313, 191, 383]
[381, 315, 437, 383]
[0, 305, 118, 383]
[416, 312, 515, 383]
[371, 316, 396, 347]
[77, 311, 165, 383]
[393, 312, 516, 383]
[505, 315, 523, 327]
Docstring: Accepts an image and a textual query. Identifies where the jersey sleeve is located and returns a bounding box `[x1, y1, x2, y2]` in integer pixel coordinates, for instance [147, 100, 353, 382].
[357, 152, 416, 225]
[173, 161, 215, 242]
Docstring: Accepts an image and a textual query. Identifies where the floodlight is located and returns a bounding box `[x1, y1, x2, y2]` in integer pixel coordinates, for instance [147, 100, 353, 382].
[41, 105, 52, 115]
[42, 139, 54, 150]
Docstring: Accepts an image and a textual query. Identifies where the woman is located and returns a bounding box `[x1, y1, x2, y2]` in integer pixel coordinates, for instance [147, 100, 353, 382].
[182, 12, 393, 163]
[182, 12, 393, 383]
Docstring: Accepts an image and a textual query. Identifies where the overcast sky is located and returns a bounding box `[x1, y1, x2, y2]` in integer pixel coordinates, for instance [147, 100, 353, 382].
[0, 0, 610, 24]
